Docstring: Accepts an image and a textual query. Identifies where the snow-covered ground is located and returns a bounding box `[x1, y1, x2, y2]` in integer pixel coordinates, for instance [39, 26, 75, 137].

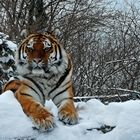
[0, 91, 140, 140]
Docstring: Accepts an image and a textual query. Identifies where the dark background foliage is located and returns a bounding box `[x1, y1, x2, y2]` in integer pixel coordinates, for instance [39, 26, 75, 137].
[1, 0, 140, 102]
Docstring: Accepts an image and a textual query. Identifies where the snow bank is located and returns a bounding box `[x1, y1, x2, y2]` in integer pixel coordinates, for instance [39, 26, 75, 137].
[0, 91, 140, 140]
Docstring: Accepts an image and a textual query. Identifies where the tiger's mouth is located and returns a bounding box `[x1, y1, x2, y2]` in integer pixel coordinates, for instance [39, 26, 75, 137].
[34, 66, 42, 70]
[27, 63, 49, 74]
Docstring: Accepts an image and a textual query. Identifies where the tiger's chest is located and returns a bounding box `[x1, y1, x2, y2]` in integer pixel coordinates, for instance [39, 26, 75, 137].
[14, 64, 70, 105]
[36, 76, 60, 93]
[26, 73, 64, 99]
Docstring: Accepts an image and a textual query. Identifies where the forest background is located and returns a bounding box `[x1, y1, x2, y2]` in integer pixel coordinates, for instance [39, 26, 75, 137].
[0, 0, 140, 103]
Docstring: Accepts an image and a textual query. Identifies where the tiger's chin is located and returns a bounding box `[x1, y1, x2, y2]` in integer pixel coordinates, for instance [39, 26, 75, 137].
[32, 69, 45, 76]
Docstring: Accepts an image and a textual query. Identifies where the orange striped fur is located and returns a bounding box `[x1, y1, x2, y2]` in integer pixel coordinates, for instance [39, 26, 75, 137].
[3, 33, 78, 131]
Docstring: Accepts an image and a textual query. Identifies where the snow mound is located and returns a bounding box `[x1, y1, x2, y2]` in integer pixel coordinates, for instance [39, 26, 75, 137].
[0, 91, 140, 140]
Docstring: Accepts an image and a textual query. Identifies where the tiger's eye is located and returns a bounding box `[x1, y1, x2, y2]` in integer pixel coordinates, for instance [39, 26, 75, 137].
[27, 47, 34, 52]
[44, 47, 51, 52]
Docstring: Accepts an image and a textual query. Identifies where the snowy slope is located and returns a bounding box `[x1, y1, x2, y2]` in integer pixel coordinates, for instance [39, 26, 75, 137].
[0, 91, 140, 140]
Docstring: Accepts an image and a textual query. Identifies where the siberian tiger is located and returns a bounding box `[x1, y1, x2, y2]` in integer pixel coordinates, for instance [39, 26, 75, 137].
[3, 33, 78, 131]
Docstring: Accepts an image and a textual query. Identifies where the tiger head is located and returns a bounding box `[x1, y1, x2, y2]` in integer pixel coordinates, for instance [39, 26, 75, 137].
[16, 33, 70, 76]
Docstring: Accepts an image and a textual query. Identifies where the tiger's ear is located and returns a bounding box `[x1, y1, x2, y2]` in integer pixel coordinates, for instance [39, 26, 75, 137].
[20, 29, 29, 39]
[46, 31, 56, 39]
[45, 31, 59, 44]
[20, 28, 37, 39]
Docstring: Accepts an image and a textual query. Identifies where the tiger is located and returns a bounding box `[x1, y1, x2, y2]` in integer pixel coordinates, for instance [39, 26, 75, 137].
[3, 33, 78, 131]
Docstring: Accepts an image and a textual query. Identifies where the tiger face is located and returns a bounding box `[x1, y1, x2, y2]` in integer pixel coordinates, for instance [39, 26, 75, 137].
[16, 33, 68, 76]
[25, 37, 53, 74]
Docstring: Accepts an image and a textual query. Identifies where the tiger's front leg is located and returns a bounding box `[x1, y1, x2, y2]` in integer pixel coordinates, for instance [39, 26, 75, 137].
[58, 98, 78, 125]
[55, 86, 78, 125]
[15, 84, 55, 131]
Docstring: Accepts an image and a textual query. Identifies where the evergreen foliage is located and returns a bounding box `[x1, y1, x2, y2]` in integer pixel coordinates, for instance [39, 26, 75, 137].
[0, 32, 16, 93]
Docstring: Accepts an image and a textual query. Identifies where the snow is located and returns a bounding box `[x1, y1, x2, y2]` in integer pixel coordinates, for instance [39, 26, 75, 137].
[0, 55, 14, 63]
[0, 91, 140, 140]
[0, 39, 3, 45]
[0, 32, 17, 51]
[6, 40, 17, 51]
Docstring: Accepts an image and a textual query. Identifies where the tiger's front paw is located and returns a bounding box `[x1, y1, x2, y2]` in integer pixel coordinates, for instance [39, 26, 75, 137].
[30, 108, 55, 131]
[58, 105, 78, 125]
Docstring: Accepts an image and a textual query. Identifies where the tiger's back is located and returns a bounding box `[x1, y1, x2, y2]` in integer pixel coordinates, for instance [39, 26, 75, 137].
[3, 33, 78, 131]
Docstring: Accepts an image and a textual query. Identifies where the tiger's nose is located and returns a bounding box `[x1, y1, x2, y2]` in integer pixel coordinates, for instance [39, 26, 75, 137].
[33, 58, 42, 63]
